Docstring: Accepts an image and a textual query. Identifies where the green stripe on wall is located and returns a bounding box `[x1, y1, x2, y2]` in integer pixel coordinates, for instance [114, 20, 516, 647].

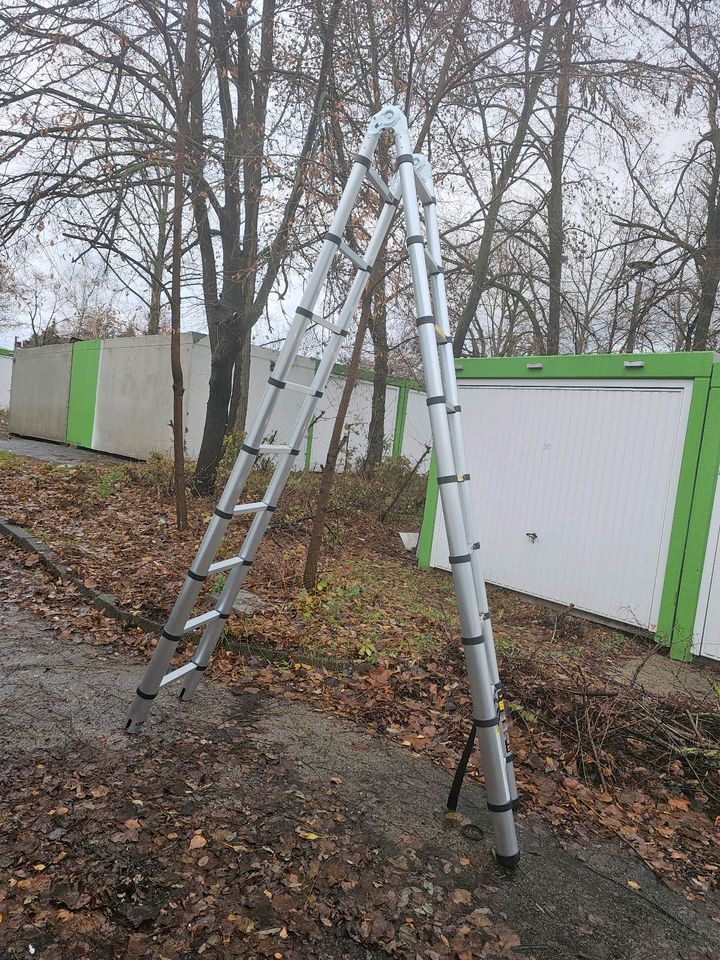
[66, 340, 101, 447]
[392, 382, 410, 457]
[655, 377, 710, 657]
[668, 384, 720, 660]
[416, 450, 438, 569]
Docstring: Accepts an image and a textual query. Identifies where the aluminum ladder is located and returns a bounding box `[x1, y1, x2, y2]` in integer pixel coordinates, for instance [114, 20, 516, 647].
[125, 105, 520, 867]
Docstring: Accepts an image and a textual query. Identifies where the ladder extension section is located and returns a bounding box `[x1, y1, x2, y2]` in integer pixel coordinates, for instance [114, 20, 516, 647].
[124, 105, 520, 867]
[413, 156, 518, 809]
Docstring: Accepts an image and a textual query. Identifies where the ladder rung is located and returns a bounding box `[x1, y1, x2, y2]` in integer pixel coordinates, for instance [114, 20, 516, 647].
[259, 444, 292, 455]
[338, 240, 370, 273]
[367, 166, 398, 206]
[184, 610, 221, 633]
[160, 662, 197, 687]
[284, 380, 322, 397]
[424, 248, 440, 275]
[233, 501, 267, 515]
[413, 168, 434, 204]
[311, 313, 348, 337]
[208, 556, 247, 574]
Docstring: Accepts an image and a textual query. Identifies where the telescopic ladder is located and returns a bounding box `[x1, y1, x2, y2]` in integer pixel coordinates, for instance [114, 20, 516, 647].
[125, 105, 520, 867]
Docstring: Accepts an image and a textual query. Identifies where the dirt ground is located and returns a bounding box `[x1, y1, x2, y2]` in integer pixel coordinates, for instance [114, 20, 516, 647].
[1, 579, 719, 959]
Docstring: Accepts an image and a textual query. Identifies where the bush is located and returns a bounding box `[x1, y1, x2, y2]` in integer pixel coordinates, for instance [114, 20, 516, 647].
[128, 452, 178, 498]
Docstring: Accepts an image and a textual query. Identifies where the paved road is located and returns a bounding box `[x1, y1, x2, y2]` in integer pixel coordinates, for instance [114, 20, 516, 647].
[0, 596, 717, 959]
[0, 436, 127, 465]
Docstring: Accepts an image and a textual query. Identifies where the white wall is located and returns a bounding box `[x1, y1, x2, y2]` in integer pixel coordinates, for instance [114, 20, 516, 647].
[308, 375, 398, 469]
[400, 387, 432, 467]
[0, 354, 12, 409]
[186, 339, 317, 462]
[693, 467, 720, 659]
[9, 343, 73, 442]
[7, 334, 429, 468]
[91, 333, 198, 460]
[429, 378, 693, 631]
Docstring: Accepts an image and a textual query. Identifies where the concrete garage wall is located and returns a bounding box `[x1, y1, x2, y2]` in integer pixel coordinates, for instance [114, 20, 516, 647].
[0, 351, 12, 409]
[308, 374, 398, 469]
[186, 338, 317, 461]
[9, 343, 73, 442]
[92, 334, 198, 459]
[8, 334, 429, 468]
[400, 386, 432, 466]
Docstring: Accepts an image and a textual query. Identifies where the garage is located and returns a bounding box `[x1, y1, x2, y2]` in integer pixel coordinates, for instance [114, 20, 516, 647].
[418, 353, 718, 659]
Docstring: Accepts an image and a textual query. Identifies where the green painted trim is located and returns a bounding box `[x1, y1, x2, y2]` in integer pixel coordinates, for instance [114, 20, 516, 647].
[667, 385, 720, 660]
[305, 420, 314, 469]
[454, 351, 715, 381]
[392, 381, 410, 457]
[329, 359, 423, 392]
[66, 340, 101, 448]
[417, 449, 439, 570]
[0, 347, 13, 357]
[653, 378, 711, 657]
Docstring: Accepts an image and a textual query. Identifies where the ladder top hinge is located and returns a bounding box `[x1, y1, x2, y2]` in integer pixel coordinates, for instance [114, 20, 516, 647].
[369, 105, 408, 134]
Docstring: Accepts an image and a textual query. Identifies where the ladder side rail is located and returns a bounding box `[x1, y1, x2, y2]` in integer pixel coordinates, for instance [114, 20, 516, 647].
[418, 160, 518, 805]
[177, 196, 401, 703]
[394, 123, 519, 866]
[125, 135, 383, 733]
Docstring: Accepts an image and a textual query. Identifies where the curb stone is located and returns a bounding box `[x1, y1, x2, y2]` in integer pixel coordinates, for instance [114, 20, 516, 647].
[0, 517, 368, 675]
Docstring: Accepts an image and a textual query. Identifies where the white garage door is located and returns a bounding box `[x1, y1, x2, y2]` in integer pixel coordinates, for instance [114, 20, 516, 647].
[430, 378, 693, 630]
[693, 470, 720, 660]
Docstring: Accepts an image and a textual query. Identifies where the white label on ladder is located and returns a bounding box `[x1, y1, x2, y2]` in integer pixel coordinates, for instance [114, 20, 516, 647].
[259, 444, 292, 455]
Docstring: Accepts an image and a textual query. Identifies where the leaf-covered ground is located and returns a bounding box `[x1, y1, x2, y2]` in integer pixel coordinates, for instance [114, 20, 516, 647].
[2, 587, 719, 960]
[0, 451, 719, 919]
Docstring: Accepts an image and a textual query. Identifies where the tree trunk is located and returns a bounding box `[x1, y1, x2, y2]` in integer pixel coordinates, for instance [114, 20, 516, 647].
[168, 0, 197, 530]
[194, 319, 235, 494]
[148, 187, 170, 335]
[303, 293, 372, 592]
[366, 265, 388, 472]
[229, 327, 253, 434]
[692, 94, 720, 350]
[546, 2, 575, 355]
[148, 269, 163, 335]
[452, 0, 560, 356]
[192, 0, 340, 492]
[624, 275, 644, 353]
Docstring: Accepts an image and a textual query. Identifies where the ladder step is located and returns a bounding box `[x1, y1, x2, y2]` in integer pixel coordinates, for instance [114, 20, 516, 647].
[258, 444, 293, 455]
[284, 380, 323, 397]
[367, 166, 398, 206]
[413, 167, 433, 204]
[184, 610, 222, 633]
[208, 556, 247, 574]
[311, 312, 349, 337]
[338, 240, 370, 273]
[160, 662, 197, 687]
[424, 248, 440, 275]
[233, 501, 267, 516]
